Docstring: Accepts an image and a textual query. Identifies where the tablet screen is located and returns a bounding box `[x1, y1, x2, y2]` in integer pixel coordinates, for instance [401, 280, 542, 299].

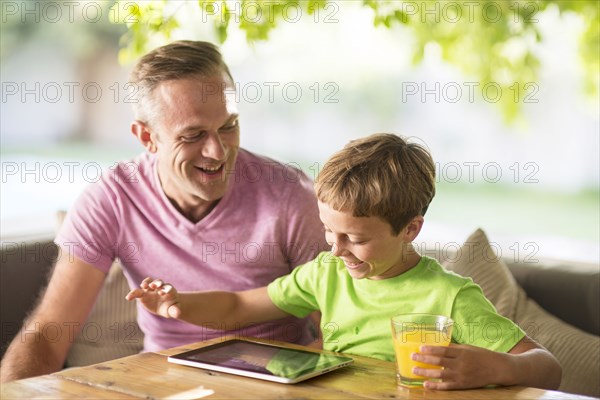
[168, 339, 353, 384]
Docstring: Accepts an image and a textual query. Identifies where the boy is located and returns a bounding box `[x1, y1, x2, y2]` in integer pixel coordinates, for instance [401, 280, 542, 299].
[126, 133, 561, 390]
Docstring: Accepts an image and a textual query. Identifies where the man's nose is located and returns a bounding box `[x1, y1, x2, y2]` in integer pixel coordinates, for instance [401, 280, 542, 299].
[202, 132, 226, 160]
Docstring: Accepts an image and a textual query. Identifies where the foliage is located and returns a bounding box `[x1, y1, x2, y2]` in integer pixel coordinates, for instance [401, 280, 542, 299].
[109, 0, 599, 121]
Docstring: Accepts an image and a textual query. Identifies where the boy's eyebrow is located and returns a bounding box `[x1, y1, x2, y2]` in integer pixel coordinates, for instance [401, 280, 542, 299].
[324, 226, 367, 237]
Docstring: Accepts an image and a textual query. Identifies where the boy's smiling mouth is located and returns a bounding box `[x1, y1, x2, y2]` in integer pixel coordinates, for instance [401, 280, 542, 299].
[342, 259, 365, 269]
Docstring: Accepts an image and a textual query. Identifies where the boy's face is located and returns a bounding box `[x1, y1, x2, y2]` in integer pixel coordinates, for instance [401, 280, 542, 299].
[318, 201, 421, 280]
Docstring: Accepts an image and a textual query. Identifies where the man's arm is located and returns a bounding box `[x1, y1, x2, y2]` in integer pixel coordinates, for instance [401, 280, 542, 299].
[0, 252, 106, 382]
[126, 278, 289, 329]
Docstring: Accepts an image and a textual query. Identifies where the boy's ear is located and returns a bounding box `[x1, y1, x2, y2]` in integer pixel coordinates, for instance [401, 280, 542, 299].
[131, 120, 157, 153]
[403, 216, 424, 242]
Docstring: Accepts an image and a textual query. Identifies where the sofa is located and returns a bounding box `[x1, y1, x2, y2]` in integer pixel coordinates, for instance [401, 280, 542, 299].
[1, 228, 598, 397]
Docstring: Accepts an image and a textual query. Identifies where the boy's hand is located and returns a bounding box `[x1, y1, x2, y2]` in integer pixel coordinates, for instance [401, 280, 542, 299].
[125, 277, 181, 319]
[411, 343, 505, 390]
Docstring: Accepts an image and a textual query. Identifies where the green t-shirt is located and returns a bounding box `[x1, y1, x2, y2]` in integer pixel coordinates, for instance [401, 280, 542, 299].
[267, 253, 525, 361]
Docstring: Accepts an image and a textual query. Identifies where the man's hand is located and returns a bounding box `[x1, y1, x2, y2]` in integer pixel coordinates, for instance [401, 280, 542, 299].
[126, 277, 181, 319]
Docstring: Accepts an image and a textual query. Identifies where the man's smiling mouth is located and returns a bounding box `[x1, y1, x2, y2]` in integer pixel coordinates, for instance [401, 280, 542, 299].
[196, 164, 224, 175]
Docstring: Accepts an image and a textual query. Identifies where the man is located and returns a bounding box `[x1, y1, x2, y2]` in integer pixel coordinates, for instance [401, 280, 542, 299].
[0, 41, 327, 381]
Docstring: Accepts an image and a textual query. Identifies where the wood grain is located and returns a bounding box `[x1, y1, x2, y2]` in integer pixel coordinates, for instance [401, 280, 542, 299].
[2, 336, 595, 399]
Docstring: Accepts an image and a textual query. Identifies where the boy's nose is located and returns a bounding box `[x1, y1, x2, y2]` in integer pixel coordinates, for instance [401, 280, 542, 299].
[330, 243, 346, 257]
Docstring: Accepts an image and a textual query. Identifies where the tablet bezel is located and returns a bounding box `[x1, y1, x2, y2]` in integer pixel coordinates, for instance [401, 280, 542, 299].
[167, 338, 354, 384]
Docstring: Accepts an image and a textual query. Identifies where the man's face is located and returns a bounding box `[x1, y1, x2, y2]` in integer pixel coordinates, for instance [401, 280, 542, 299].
[318, 201, 415, 280]
[148, 76, 240, 215]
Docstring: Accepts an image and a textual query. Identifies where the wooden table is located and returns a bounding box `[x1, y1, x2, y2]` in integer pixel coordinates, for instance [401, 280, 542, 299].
[1, 336, 595, 399]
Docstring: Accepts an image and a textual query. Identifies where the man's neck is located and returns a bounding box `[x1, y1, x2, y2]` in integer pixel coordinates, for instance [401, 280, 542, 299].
[157, 169, 220, 223]
[169, 197, 219, 223]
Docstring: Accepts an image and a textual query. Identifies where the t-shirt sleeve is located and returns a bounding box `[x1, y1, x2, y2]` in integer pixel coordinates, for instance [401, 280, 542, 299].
[451, 281, 525, 353]
[54, 175, 120, 273]
[267, 258, 320, 318]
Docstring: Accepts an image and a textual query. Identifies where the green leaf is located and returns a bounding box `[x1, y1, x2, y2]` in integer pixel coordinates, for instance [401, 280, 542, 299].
[111, 0, 599, 122]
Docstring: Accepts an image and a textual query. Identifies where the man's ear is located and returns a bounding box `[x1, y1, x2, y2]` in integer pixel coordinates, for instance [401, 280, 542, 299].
[403, 215, 424, 242]
[131, 121, 157, 153]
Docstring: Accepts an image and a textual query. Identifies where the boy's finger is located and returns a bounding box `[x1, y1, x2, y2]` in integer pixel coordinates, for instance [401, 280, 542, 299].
[412, 353, 444, 367]
[140, 277, 154, 289]
[167, 303, 182, 319]
[412, 366, 443, 378]
[419, 345, 453, 357]
[150, 279, 164, 289]
[423, 379, 456, 391]
[125, 288, 143, 300]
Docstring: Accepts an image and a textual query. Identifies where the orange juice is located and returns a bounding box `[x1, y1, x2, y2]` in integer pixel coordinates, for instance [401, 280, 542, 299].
[390, 314, 453, 387]
[392, 329, 451, 379]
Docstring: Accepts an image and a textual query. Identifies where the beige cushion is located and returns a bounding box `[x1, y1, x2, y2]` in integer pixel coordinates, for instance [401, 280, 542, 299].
[444, 228, 600, 397]
[513, 285, 600, 397]
[442, 229, 519, 321]
[56, 211, 144, 367]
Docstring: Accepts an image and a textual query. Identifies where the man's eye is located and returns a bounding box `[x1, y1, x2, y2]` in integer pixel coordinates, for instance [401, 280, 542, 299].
[221, 120, 239, 131]
[182, 135, 200, 142]
[181, 132, 204, 142]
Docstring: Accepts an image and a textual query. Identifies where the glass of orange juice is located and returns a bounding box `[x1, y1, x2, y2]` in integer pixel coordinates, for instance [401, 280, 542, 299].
[390, 313, 453, 387]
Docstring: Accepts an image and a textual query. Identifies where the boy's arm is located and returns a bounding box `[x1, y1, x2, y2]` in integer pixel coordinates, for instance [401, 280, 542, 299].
[126, 278, 290, 329]
[412, 336, 562, 390]
[502, 337, 562, 388]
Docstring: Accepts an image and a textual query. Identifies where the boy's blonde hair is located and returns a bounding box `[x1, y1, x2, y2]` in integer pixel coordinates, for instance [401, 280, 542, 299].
[315, 133, 436, 235]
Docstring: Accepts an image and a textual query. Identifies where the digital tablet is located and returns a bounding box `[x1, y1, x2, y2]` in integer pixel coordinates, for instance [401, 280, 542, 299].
[167, 338, 354, 384]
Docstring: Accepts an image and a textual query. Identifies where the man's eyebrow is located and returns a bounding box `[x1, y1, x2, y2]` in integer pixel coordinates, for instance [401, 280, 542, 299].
[178, 115, 239, 134]
[223, 114, 239, 124]
[180, 125, 203, 134]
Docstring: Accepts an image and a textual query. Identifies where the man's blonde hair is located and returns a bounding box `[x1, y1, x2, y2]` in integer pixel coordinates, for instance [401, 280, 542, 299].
[315, 133, 436, 235]
[129, 40, 234, 126]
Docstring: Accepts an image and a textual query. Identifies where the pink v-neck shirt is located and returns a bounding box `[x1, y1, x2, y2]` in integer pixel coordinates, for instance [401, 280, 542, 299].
[55, 149, 328, 351]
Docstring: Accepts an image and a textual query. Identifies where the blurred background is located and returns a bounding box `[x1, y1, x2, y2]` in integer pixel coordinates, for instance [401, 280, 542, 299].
[1, 1, 598, 264]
